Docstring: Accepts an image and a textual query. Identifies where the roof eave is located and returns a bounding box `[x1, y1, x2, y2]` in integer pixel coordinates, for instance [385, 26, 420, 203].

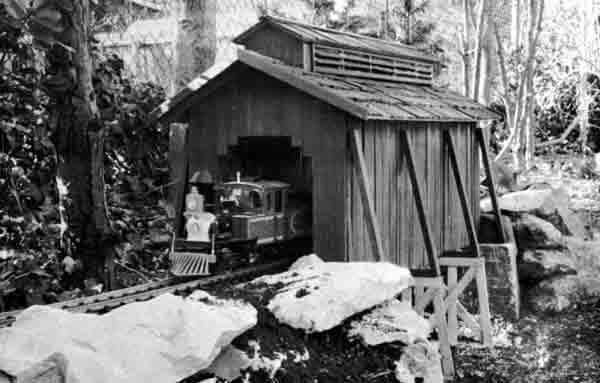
[234, 16, 315, 45]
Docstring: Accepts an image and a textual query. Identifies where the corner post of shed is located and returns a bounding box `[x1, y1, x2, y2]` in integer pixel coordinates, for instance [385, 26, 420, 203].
[476, 128, 507, 242]
[170, 122, 190, 239]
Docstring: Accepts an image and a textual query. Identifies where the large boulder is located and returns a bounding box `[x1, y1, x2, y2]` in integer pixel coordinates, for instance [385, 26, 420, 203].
[0, 293, 257, 383]
[481, 188, 587, 238]
[253, 262, 414, 333]
[480, 188, 568, 215]
[527, 274, 600, 312]
[518, 249, 577, 283]
[512, 214, 566, 250]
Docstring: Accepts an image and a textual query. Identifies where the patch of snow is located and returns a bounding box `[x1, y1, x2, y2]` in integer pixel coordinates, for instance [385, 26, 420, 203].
[290, 348, 310, 363]
[246, 341, 287, 380]
[254, 261, 413, 333]
[394, 341, 443, 383]
[0, 293, 257, 383]
[492, 321, 515, 348]
[348, 300, 431, 346]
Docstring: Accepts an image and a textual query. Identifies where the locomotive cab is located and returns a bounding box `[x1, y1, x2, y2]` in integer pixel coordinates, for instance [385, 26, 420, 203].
[215, 181, 292, 244]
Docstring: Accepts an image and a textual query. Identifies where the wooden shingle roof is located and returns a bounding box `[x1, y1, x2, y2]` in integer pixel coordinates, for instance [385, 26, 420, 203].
[158, 49, 498, 122]
[239, 50, 497, 121]
[234, 16, 438, 63]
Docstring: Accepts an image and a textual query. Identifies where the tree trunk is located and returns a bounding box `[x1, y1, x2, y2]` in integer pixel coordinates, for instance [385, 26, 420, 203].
[576, 1, 595, 148]
[494, 0, 543, 166]
[477, 26, 494, 104]
[404, 0, 413, 44]
[511, 0, 521, 51]
[174, 0, 218, 93]
[47, 0, 114, 288]
[471, 0, 489, 100]
[461, 0, 471, 97]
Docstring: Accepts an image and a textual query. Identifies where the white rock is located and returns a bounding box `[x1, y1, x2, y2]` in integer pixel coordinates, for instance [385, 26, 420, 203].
[0, 293, 257, 383]
[480, 188, 568, 214]
[289, 254, 325, 270]
[348, 300, 431, 346]
[254, 262, 413, 333]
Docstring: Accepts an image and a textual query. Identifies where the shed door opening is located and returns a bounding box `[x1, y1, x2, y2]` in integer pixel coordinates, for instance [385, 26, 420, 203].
[219, 136, 312, 194]
[218, 136, 313, 238]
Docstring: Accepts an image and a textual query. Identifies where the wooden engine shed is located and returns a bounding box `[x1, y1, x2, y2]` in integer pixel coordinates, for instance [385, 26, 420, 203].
[159, 16, 499, 276]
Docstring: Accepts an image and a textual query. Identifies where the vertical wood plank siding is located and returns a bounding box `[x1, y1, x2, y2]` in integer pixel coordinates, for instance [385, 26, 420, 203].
[346, 120, 479, 270]
[187, 69, 347, 261]
[241, 25, 305, 68]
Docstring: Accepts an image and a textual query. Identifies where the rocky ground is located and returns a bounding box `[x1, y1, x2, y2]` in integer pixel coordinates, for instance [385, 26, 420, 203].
[457, 158, 600, 383]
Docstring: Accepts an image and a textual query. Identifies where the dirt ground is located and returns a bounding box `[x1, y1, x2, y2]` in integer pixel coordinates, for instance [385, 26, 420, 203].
[455, 302, 600, 382]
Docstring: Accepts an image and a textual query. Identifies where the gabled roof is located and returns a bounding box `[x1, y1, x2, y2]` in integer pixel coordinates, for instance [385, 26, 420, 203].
[157, 49, 498, 123]
[234, 16, 438, 63]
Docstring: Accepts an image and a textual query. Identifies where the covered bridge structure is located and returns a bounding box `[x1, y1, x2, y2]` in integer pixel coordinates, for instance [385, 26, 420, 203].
[159, 16, 502, 277]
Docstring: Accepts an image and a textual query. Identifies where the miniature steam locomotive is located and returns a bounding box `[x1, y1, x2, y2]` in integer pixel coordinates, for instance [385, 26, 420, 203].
[171, 176, 312, 276]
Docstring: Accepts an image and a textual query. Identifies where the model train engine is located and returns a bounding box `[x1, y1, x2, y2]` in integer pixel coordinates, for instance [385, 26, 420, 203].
[215, 180, 311, 244]
[170, 178, 312, 277]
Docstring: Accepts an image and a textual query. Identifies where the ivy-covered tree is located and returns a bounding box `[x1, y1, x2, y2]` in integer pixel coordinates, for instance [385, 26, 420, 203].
[4, 0, 115, 287]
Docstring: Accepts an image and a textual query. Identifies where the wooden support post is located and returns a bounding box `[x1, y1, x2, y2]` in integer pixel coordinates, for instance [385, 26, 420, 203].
[350, 128, 385, 262]
[399, 130, 441, 276]
[169, 123, 188, 213]
[439, 257, 492, 347]
[444, 130, 481, 257]
[447, 266, 458, 345]
[171, 123, 190, 239]
[414, 276, 455, 378]
[434, 286, 455, 378]
[476, 128, 507, 242]
[476, 261, 493, 346]
[444, 266, 476, 305]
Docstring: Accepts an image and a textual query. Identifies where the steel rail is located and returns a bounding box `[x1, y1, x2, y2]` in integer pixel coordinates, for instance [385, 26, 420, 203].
[0, 258, 294, 328]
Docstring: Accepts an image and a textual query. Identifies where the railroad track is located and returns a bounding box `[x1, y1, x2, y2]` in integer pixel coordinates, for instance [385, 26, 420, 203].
[0, 258, 294, 328]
